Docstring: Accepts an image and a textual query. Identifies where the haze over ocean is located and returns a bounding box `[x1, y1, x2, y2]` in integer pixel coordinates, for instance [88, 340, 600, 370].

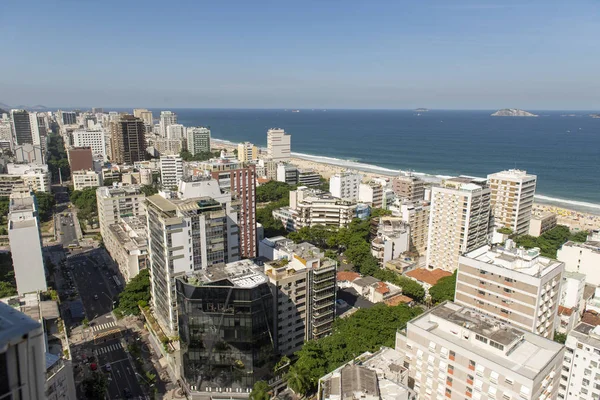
[148, 109, 599, 212]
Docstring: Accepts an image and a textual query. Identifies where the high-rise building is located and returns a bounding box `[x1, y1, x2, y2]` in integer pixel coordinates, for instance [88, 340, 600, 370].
[10, 109, 34, 145]
[0, 301, 46, 400]
[358, 181, 384, 208]
[0, 113, 12, 145]
[176, 260, 275, 394]
[186, 127, 211, 155]
[67, 147, 93, 172]
[159, 111, 177, 137]
[237, 141, 258, 162]
[58, 110, 77, 125]
[556, 271, 585, 335]
[159, 155, 184, 189]
[109, 114, 146, 164]
[561, 322, 600, 400]
[487, 169, 537, 235]
[455, 243, 563, 339]
[8, 186, 47, 295]
[166, 124, 185, 140]
[146, 187, 239, 335]
[103, 216, 148, 283]
[197, 158, 257, 258]
[392, 173, 425, 202]
[267, 128, 291, 162]
[397, 200, 430, 256]
[72, 128, 107, 161]
[396, 302, 564, 400]
[426, 177, 491, 271]
[97, 185, 146, 244]
[133, 108, 153, 126]
[329, 171, 362, 201]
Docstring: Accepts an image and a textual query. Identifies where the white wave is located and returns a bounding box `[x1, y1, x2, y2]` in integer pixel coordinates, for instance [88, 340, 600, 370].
[534, 194, 600, 212]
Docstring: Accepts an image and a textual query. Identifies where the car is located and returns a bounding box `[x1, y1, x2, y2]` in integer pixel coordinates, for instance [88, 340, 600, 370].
[104, 363, 112, 372]
[94, 295, 98, 300]
[89, 363, 98, 371]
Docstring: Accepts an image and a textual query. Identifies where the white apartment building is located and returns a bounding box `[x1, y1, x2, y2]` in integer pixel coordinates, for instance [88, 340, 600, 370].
[426, 177, 491, 272]
[487, 169, 537, 235]
[72, 128, 107, 160]
[455, 243, 564, 339]
[529, 211, 557, 237]
[146, 184, 240, 335]
[396, 302, 564, 400]
[267, 128, 291, 162]
[104, 216, 148, 282]
[237, 141, 258, 162]
[0, 113, 11, 144]
[0, 301, 46, 400]
[160, 155, 184, 189]
[166, 123, 185, 140]
[371, 217, 410, 265]
[96, 185, 146, 244]
[557, 230, 600, 285]
[186, 126, 211, 155]
[288, 186, 357, 230]
[8, 187, 47, 295]
[358, 181, 384, 208]
[557, 271, 586, 335]
[561, 322, 600, 400]
[159, 111, 177, 137]
[0, 163, 51, 196]
[329, 171, 361, 201]
[392, 200, 431, 256]
[72, 170, 102, 191]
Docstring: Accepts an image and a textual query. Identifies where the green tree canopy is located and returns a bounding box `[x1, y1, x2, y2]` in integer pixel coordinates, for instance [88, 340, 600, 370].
[514, 225, 588, 259]
[46, 133, 71, 182]
[140, 185, 159, 197]
[116, 269, 151, 316]
[256, 181, 296, 203]
[34, 191, 56, 222]
[249, 380, 270, 400]
[81, 373, 108, 399]
[429, 270, 457, 304]
[180, 149, 221, 162]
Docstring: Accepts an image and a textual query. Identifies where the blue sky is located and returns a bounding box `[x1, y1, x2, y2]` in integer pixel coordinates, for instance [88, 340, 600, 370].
[1, 0, 599, 109]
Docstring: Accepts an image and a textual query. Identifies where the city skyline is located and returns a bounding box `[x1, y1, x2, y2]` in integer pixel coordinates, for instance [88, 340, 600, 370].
[1, 1, 599, 109]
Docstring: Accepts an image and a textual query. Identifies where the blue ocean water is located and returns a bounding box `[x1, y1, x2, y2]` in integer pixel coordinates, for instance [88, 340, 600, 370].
[151, 109, 600, 212]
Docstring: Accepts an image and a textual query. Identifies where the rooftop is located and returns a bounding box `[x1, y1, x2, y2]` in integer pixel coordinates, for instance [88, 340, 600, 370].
[179, 259, 267, 289]
[0, 301, 42, 348]
[337, 271, 361, 282]
[441, 176, 488, 192]
[570, 322, 600, 350]
[487, 169, 537, 181]
[405, 268, 452, 286]
[384, 294, 414, 306]
[463, 243, 563, 278]
[97, 184, 143, 198]
[410, 302, 563, 379]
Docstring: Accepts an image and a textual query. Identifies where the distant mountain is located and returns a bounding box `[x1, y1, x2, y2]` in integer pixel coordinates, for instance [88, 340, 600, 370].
[491, 108, 538, 117]
[0, 102, 11, 110]
[1, 102, 49, 111]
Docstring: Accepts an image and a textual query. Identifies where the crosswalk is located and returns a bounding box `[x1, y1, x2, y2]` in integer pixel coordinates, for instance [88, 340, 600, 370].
[92, 321, 117, 332]
[96, 343, 122, 355]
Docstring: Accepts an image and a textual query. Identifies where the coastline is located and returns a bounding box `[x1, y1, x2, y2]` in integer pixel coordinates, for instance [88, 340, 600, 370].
[210, 138, 600, 228]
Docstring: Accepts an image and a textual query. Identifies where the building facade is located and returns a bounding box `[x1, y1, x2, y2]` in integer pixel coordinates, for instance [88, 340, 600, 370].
[358, 181, 384, 208]
[371, 217, 411, 265]
[329, 171, 361, 201]
[288, 187, 357, 230]
[104, 216, 148, 282]
[237, 142, 258, 162]
[166, 124, 185, 140]
[159, 111, 177, 137]
[528, 212, 557, 237]
[392, 173, 425, 202]
[72, 128, 107, 161]
[110, 114, 147, 164]
[426, 177, 491, 271]
[72, 170, 102, 191]
[266, 128, 291, 162]
[67, 147, 94, 172]
[160, 155, 184, 189]
[97, 185, 146, 244]
[397, 200, 430, 256]
[186, 127, 211, 155]
[557, 230, 600, 285]
[455, 243, 564, 339]
[561, 322, 600, 400]
[488, 169, 537, 235]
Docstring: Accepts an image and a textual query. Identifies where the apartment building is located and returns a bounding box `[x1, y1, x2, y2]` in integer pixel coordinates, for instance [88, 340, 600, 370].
[298, 169, 321, 187]
[556, 271, 586, 335]
[196, 158, 257, 258]
[358, 181, 384, 208]
[561, 322, 600, 400]
[159, 155, 184, 189]
[152, 137, 183, 156]
[267, 128, 291, 162]
[371, 217, 411, 265]
[329, 171, 361, 201]
[264, 241, 337, 355]
[176, 260, 275, 395]
[72, 170, 102, 191]
[0, 163, 51, 195]
[0, 301, 46, 400]
[146, 191, 239, 335]
[289, 187, 357, 230]
[487, 169, 537, 235]
[159, 111, 177, 137]
[392, 173, 425, 202]
[395, 200, 430, 256]
[237, 141, 258, 162]
[104, 216, 148, 282]
[133, 108, 153, 126]
[557, 230, 600, 285]
[166, 123, 185, 140]
[455, 243, 564, 339]
[529, 211, 557, 237]
[14, 143, 44, 164]
[8, 186, 47, 295]
[109, 114, 146, 164]
[277, 163, 299, 185]
[396, 302, 564, 400]
[186, 126, 211, 155]
[67, 146, 93, 172]
[96, 185, 146, 243]
[426, 177, 491, 271]
[72, 128, 107, 160]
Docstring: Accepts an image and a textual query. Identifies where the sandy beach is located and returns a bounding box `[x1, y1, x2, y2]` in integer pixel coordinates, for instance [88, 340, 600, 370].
[212, 140, 600, 232]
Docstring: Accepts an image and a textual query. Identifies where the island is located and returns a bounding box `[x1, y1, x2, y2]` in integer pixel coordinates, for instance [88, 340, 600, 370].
[589, 113, 600, 119]
[415, 108, 429, 112]
[491, 108, 538, 117]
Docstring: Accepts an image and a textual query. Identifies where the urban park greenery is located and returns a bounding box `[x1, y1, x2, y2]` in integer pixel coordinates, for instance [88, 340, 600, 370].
[513, 225, 588, 259]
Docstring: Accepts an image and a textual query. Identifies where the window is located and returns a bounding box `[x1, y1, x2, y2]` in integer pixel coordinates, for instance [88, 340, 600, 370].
[467, 374, 474, 385]
[469, 360, 476, 370]
[475, 334, 488, 344]
[475, 364, 485, 377]
[501, 308, 510, 314]
[503, 287, 513, 293]
[505, 377, 514, 385]
[490, 371, 499, 384]
[449, 350, 456, 361]
[488, 386, 497, 397]
[478, 290, 486, 296]
[505, 277, 515, 283]
[583, 379, 590, 386]
[479, 270, 487, 275]
[503, 394, 512, 400]
[490, 340, 504, 351]
[447, 377, 453, 386]
[445, 388, 452, 397]
[448, 364, 454, 374]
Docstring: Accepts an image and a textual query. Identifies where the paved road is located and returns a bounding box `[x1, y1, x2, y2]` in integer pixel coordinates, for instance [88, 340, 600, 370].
[68, 248, 146, 399]
[57, 208, 78, 247]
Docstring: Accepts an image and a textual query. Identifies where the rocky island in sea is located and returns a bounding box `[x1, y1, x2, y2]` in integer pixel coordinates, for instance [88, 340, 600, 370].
[414, 108, 429, 112]
[491, 108, 538, 117]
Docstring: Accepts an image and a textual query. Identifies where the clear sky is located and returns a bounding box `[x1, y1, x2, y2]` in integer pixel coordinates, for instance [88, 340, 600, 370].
[1, 0, 599, 109]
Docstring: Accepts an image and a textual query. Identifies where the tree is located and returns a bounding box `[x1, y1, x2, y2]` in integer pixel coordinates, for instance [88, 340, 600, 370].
[286, 364, 312, 396]
[256, 181, 295, 203]
[370, 208, 392, 219]
[249, 380, 271, 400]
[554, 332, 567, 344]
[115, 269, 151, 316]
[513, 225, 584, 259]
[46, 133, 71, 182]
[140, 185, 159, 197]
[497, 227, 513, 235]
[34, 191, 56, 222]
[81, 373, 108, 399]
[70, 187, 98, 224]
[180, 149, 221, 162]
[429, 270, 457, 304]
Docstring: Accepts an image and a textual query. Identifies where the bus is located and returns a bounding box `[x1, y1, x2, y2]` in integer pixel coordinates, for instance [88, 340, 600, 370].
[112, 275, 122, 288]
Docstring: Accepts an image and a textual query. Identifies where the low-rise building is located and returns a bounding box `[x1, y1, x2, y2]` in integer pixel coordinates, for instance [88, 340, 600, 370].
[561, 322, 600, 400]
[104, 216, 148, 282]
[14, 143, 44, 164]
[528, 211, 557, 237]
[405, 267, 453, 298]
[371, 217, 410, 265]
[558, 230, 600, 285]
[556, 271, 586, 335]
[67, 146, 93, 172]
[337, 271, 402, 304]
[359, 181, 384, 208]
[298, 168, 321, 187]
[72, 169, 102, 191]
[287, 186, 357, 231]
[396, 302, 564, 400]
[0, 163, 51, 195]
[276, 163, 298, 184]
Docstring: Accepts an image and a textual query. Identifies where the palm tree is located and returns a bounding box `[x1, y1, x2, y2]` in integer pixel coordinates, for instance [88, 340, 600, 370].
[286, 365, 311, 396]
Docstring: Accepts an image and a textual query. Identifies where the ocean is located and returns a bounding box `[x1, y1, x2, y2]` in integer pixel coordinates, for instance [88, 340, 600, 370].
[150, 109, 600, 214]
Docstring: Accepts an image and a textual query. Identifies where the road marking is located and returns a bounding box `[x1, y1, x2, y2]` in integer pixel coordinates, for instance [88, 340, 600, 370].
[92, 321, 117, 332]
[97, 343, 122, 354]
